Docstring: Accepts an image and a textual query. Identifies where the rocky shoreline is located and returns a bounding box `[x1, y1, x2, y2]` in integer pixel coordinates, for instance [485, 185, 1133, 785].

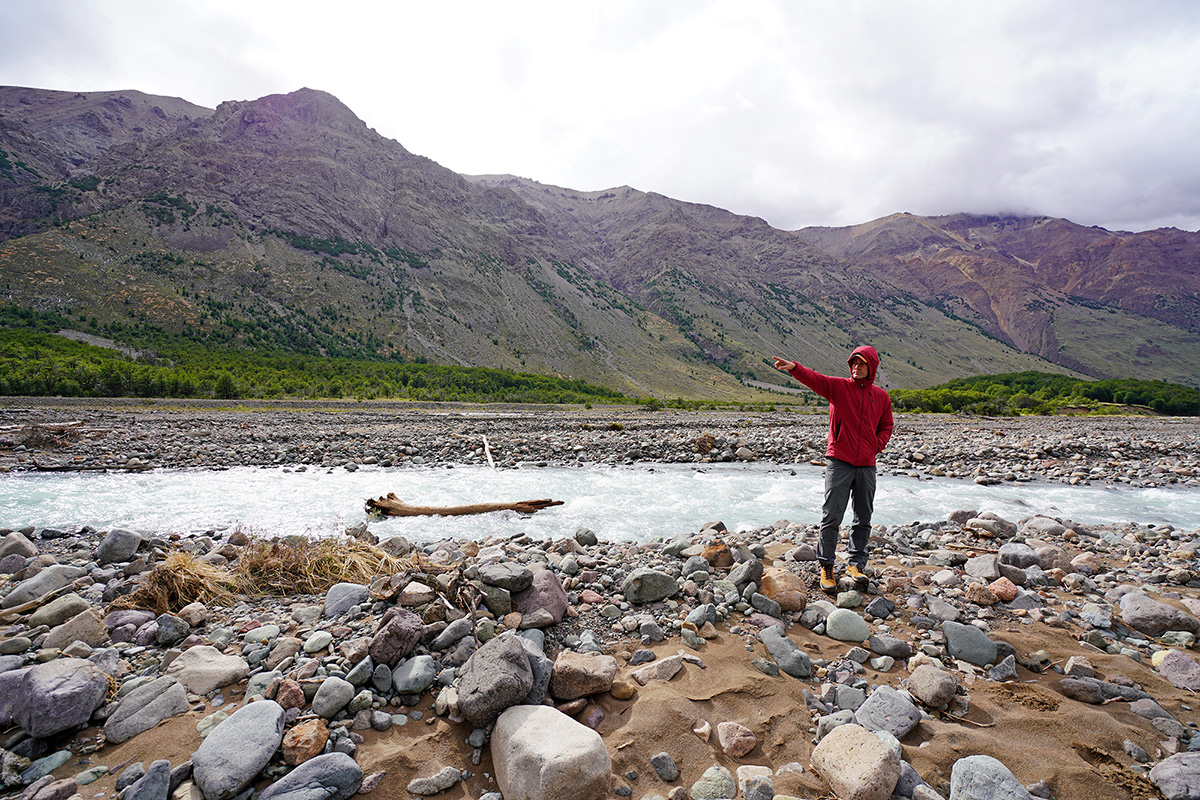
[1, 400, 1198, 490]
[2, 404, 1200, 800]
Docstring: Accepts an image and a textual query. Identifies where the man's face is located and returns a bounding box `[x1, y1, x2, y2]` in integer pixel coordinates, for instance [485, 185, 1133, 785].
[850, 357, 868, 379]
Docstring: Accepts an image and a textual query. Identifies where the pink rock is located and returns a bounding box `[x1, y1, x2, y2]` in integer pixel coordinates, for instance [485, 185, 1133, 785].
[989, 577, 1019, 602]
[717, 721, 757, 758]
[578, 589, 605, 605]
[512, 570, 569, 625]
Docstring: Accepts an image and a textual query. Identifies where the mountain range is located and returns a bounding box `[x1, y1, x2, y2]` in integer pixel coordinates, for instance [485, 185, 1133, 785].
[1, 86, 1197, 397]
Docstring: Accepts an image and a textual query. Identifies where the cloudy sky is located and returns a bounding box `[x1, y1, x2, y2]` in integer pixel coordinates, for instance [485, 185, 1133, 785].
[3, 0, 1199, 232]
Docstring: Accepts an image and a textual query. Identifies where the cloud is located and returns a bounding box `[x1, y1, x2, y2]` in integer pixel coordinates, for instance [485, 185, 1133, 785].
[3, 0, 1199, 232]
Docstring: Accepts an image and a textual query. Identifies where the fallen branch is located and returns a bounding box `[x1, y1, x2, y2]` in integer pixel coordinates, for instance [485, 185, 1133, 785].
[366, 493, 563, 517]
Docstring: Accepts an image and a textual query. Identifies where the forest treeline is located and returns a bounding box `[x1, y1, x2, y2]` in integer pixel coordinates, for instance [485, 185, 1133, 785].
[891, 371, 1200, 416]
[0, 315, 625, 405]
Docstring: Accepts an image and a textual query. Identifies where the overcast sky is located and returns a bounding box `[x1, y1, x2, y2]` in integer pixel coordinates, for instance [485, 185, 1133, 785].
[3, 0, 1199, 233]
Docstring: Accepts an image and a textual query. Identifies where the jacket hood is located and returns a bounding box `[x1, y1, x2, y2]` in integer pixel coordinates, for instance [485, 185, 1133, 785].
[849, 345, 880, 384]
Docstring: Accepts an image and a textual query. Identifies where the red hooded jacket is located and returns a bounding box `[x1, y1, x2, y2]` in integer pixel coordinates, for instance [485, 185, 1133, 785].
[787, 345, 894, 467]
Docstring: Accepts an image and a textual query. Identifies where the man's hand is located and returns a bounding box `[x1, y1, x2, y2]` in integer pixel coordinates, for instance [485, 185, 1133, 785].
[772, 356, 796, 372]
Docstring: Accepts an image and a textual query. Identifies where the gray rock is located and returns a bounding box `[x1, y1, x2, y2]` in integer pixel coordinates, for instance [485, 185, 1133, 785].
[1, 564, 86, 609]
[11, 658, 109, 738]
[621, 568, 679, 605]
[867, 634, 912, 660]
[477, 562, 534, 592]
[998, 542, 1040, 569]
[988, 654, 1018, 682]
[429, 617, 474, 651]
[96, 528, 143, 565]
[689, 765, 737, 800]
[908, 664, 957, 708]
[825, 608, 870, 642]
[322, 583, 368, 619]
[650, 752, 678, 782]
[1120, 593, 1200, 637]
[192, 700, 286, 800]
[104, 677, 189, 743]
[407, 766, 463, 796]
[458, 632, 534, 727]
[757, 626, 811, 678]
[728, 559, 764, 588]
[518, 635, 552, 705]
[949, 754, 1033, 800]
[43, 608, 108, 651]
[258, 752, 363, 800]
[965, 554, 1001, 581]
[493, 705, 611, 800]
[28, 593, 90, 628]
[943, 621, 998, 666]
[392, 655, 437, 694]
[854, 685, 921, 738]
[1151, 752, 1200, 800]
[155, 614, 190, 647]
[312, 677, 355, 718]
[165, 645, 250, 695]
[816, 709, 856, 741]
[122, 759, 170, 800]
[0, 531, 37, 560]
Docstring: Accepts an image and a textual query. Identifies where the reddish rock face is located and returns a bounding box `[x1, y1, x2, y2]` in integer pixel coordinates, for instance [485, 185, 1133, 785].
[512, 570, 568, 625]
[367, 607, 422, 667]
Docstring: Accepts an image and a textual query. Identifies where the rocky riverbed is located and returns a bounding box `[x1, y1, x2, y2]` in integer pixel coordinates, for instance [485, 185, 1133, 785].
[2, 402, 1200, 800]
[1, 399, 1198, 489]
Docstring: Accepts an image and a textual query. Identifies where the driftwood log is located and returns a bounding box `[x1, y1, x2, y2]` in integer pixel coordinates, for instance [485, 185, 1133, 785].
[366, 492, 563, 517]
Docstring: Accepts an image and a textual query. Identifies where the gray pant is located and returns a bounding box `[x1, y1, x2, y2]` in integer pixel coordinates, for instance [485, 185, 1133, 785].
[817, 457, 876, 568]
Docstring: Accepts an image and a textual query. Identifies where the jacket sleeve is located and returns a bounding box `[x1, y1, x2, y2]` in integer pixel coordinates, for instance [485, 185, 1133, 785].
[876, 392, 894, 452]
[787, 362, 836, 401]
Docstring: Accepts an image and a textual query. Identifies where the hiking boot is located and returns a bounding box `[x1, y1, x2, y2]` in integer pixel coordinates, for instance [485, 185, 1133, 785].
[847, 564, 870, 586]
[820, 563, 836, 593]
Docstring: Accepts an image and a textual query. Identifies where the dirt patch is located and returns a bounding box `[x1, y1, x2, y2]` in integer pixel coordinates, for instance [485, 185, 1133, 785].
[984, 682, 1061, 712]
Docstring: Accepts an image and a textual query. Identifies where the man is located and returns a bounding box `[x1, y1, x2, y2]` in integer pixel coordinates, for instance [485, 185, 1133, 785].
[772, 346, 893, 593]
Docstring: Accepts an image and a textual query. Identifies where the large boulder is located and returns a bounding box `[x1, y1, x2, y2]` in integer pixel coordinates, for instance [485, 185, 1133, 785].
[492, 705, 611, 800]
[810, 723, 901, 800]
[1120, 593, 1200, 637]
[43, 608, 109, 651]
[620, 568, 678, 605]
[96, 529, 143, 565]
[949, 754, 1033, 800]
[165, 645, 250, 694]
[1150, 752, 1200, 800]
[11, 658, 109, 738]
[854, 686, 921, 739]
[549, 651, 617, 700]
[1, 565, 86, 609]
[192, 700, 286, 800]
[458, 632, 534, 727]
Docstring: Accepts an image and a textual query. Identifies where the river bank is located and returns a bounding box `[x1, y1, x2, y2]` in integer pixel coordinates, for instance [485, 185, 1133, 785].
[3, 402, 1200, 800]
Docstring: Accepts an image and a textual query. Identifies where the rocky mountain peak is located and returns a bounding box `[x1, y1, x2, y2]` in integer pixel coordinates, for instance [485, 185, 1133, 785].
[210, 87, 386, 146]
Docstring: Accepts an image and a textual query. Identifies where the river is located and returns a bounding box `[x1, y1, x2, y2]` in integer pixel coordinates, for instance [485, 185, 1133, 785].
[2, 463, 1198, 544]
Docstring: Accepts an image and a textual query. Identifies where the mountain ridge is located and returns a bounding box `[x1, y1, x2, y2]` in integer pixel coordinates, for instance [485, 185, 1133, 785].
[1, 86, 1196, 395]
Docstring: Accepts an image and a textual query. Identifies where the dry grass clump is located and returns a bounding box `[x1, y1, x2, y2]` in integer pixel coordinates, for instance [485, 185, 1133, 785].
[109, 551, 236, 614]
[229, 537, 424, 596]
